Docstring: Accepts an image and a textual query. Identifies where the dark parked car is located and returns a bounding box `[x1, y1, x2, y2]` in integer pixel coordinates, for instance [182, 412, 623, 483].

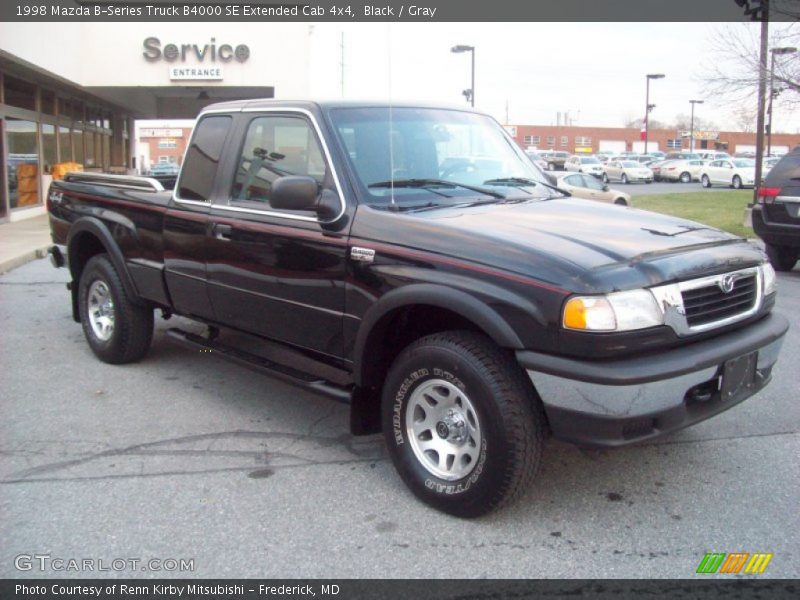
[47, 100, 787, 517]
[544, 151, 570, 171]
[753, 145, 800, 271]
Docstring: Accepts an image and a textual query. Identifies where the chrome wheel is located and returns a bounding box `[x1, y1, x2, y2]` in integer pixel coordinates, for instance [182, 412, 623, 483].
[406, 379, 482, 481]
[87, 280, 115, 341]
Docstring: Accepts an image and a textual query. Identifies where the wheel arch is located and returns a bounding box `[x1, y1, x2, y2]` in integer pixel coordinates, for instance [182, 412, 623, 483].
[67, 218, 142, 319]
[349, 285, 527, 435]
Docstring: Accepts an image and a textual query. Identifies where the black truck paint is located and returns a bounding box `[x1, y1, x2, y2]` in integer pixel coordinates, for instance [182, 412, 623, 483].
[48, 101, 788, 516]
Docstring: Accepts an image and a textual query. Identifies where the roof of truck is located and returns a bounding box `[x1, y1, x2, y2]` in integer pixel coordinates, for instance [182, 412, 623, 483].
[199, 98, 486, 115]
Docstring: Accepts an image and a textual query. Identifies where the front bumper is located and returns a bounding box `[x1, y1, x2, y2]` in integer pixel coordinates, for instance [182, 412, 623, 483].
[517, 313, 788, 447]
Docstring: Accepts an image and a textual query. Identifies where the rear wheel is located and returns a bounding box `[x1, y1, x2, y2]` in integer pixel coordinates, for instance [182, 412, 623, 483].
[602, 173, 609, 183]
[614, 198, 628, 206]
[765, 244, 799, 272]
[701, 174, 711, 188]
[78, 254, 153, 364]
[382, 331, 545, 518]
[732, 175, 743, 189]
[621, 173, 629, 184]
[680, 171, 691, 183]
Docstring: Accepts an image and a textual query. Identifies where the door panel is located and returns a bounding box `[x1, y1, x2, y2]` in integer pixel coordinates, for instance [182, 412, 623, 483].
[205, 112, 348, 357]
[163, 114, 234, 320]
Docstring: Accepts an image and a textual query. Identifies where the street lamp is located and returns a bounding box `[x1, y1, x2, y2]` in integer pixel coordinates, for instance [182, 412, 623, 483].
[644, 74, 665, 154]
[689, 99, 704, 152]
[767, 46, 797, 156]
[451, 45, 475, 107]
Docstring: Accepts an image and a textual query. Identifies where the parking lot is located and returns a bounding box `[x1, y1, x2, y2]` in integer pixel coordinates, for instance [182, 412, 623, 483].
[1, 258, 798, 579]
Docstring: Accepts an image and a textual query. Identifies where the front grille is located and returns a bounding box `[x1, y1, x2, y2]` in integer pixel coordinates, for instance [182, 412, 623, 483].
[681, 274, 757, 327]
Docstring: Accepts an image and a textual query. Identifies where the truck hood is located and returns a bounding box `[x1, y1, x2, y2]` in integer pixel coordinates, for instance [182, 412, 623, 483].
[353, 197, 765, 294]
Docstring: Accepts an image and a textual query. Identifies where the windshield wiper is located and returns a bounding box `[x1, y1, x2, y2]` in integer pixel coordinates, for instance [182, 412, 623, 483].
[484, 177, 570, 198]
[368, 178, 506, 199]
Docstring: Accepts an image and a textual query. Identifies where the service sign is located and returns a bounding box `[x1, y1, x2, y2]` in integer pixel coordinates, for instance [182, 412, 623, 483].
[169, 66, 223, 81]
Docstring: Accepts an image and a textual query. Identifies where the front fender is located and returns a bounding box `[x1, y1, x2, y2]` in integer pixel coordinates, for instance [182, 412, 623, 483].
[353, 282, 530, 387]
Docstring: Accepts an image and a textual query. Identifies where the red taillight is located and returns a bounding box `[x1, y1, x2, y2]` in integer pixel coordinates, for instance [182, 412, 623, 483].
[757, 187, 781, 204]
[666, 167, 676, 171]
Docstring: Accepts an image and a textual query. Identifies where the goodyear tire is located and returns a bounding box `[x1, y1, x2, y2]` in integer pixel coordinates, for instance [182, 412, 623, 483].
[382, 331, 545, 517]
[78, 254, 153, 364]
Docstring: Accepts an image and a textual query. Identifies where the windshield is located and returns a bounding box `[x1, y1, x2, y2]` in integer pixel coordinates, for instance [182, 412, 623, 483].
[733, 159, 755, 168]
[580, 157, 600, 164]
[329, 107, 551, 207]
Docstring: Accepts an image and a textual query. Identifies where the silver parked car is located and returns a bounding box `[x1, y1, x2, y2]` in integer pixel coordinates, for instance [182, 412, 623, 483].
[602, 160, 654, 184]
[660, 159, 705, 183]
[564, 155, 604, 177]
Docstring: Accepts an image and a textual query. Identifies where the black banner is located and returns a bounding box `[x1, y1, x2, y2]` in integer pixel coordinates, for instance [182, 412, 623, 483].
[2, 0, 799, 22]
[2, 579, 800, 600]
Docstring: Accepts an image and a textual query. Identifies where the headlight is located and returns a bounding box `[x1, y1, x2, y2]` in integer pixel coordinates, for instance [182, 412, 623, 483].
[562, 289, 663, 332]
[761, 262, 776, 295]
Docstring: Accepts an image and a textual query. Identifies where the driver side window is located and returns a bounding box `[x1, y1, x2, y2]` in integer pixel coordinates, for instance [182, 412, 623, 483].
[231, 115, 326, 206]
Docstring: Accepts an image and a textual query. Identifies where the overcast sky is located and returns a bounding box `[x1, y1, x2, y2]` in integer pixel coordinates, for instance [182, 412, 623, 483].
[304, 22, 799, 133]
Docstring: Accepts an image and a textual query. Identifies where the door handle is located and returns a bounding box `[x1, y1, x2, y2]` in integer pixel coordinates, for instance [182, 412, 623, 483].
[212, 223, 233, 240]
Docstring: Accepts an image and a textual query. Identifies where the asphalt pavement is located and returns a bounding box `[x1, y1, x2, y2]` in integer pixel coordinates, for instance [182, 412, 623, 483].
[1, 258, 798, 579]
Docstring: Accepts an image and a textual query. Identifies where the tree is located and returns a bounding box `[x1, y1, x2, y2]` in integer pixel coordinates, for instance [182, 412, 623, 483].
[624, 116, 669, 130]
[673, 113, 719, 132]
[703, 20, 799, 109]
[732, 104, 758, 133]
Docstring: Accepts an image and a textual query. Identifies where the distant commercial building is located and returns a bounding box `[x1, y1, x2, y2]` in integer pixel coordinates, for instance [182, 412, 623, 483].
[137, 126, 192, 173]
[0, 23, 310, 222]
[508, 124, 799, 156]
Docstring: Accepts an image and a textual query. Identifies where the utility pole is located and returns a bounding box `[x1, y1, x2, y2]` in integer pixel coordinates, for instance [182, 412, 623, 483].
[340, 32, 345, 98]
[753, 6, 769, 203]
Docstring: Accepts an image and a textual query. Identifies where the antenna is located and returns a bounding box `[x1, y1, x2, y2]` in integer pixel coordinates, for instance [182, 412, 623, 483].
[340, 32, 345, 97]
[387, 24, 396, 211]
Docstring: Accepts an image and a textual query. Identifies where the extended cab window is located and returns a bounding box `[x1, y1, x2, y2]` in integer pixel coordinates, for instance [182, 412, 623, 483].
[231, 116, 326, 206]
[177, 116, 232, 201]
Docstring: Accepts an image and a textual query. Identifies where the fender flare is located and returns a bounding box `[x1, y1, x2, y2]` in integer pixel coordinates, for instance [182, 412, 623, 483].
[67, 217, 141, 304]
[353, 283, 525, 387]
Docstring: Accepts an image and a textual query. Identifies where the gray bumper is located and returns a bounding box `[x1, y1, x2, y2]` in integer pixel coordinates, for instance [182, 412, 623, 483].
[516, 313, 788, 447]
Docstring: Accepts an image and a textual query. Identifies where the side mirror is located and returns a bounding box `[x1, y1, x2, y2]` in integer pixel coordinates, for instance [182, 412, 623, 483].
[270, 175, 342, 220]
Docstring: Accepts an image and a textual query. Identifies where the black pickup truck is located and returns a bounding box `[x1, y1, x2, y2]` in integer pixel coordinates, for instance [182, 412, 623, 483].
[47, 100, 788, 517]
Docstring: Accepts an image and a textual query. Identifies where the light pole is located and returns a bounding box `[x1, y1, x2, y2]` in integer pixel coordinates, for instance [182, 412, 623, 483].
[689, 99, 704, 152]
[451, 45, 475, 107]
[767, 46, 797, 156]
[644, 73, 665, 154]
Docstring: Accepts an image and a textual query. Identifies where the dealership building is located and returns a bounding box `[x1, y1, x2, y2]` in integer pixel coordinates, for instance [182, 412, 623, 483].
[0, 22, 311, 222]
[509, 124, 800, 156]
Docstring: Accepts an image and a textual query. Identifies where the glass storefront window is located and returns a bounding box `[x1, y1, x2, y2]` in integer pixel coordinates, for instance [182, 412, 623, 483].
[73, 129, 84, 165]
[85, 131, 95, 166]
[42, 124, 56, 173]
[102, 134, 110, 169]
[6, 119, 40, 209]
[4, 76, 36, 111]
[59, 126, 72, 162]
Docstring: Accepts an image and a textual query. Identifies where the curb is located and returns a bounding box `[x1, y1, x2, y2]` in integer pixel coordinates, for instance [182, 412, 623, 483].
[0, 246, 50, 275]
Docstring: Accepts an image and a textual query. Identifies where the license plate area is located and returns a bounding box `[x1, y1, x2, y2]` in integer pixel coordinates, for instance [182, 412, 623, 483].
[720, 352, 757, 401]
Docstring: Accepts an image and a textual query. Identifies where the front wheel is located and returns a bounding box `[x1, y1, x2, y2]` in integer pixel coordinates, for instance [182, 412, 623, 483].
[614, 198, 628, 206]
[732, 175, 743, 189]
[602, 173, 609, 183]
[78, 254, 153, 364]
[680, 171, 691, 183]
[621, 174, 629, 184]
[701, 174, 711, 188]
[382, 331, 545, 518]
